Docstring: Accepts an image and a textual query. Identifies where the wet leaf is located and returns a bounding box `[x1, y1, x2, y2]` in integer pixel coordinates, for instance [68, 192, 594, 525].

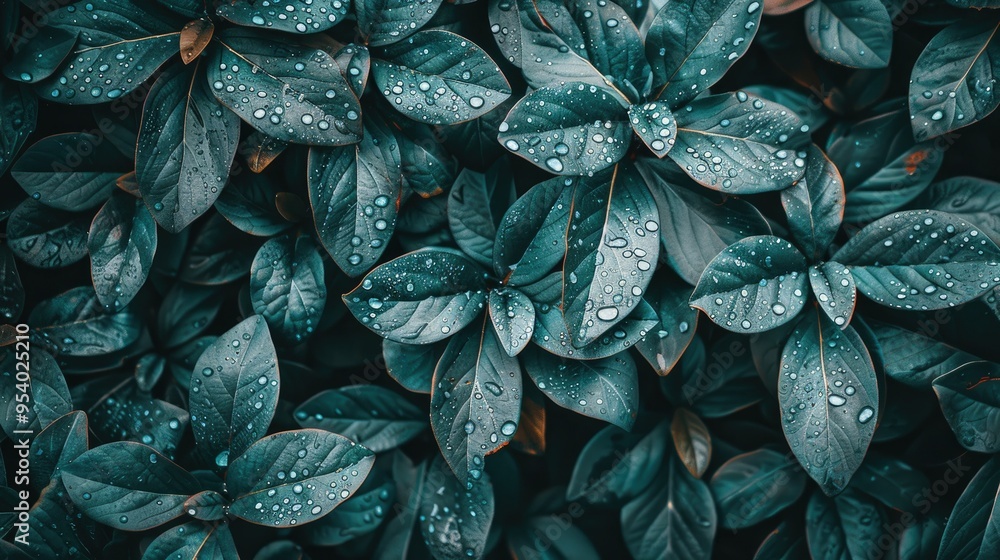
[88, 192, 158, 312]
[294, 385, 425, 453]
[492, 176, 573, 287]
[418, 455, 494, 560]
[356, 0, 442, 47]
[780, 145, 845, 261]
[636, 273, 698, 375]
[849, 451, 929, 513]
[805, 489, 886, 559]
[0, 81, 36, 178]
[933, 361, 1000, 453]
[918, 176, 1000, 246]
[0, 348, 71, 436]
[3, 25, 77, 84]
[488, 288, 535, 357]
[250, 234, 327, 343]
[12, 132, 128, 211]
[87, 380, 189, 457]
[804, 0, 892, 69]
[217, 0, 350, 34]
[182, 490, 228, 521]
[29, 287, 142, 357]
[143, 521, 239, 560]
[628, 102, 677, 157]
[179, 18, 213, 64]
[807, 261, 857, 328]
[300, 475, 395, 545]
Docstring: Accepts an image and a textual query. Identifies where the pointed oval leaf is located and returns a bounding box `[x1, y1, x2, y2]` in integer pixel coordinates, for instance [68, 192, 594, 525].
[448, 164, 516, 268]
[356, 0, 442, 47]
[567, 420, 671, 504]
[804, 0, 892, 69]
[778, 308, 878, 495]
[182, 490, 228, 521]
[807, 261, 857, 329]
[780, 145, 845, 261]
[383, 339, 438, 393]
[216, 0, 350, 34]
[805, 489, 887, 559]
[636, 273, 699, 375]
[419, 455, 494, 560]
[671, 408, 712, 478]
[933, 361, 1000, 453]
[492, 175, 573, 286]
[250, 234, 327, 343]
[0, 348, 71, 437]
[0, 244, 25, 321]
[142, 521, 239, 560]
[488, 287, 535, 357]
[87, 381, 190, 457]
[919, 176, 1000, 246]
[868, 320, 980, 388]
[628, 102, 676, 157]
[294, 386, 425, 453]
[29, 286, 142, 356]
[157, 284, 224, 349]
[3, 25, 77, 84]
[215, 173, 292, 236]
[88, 193, 158, 312]
[710, 448, 807, 529]
[179, 18, 213, 64]
[936, 455, 1000, 560]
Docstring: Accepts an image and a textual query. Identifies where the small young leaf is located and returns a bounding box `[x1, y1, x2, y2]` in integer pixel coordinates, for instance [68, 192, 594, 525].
[807, 261, 857, 328]
[636, 273, 699, 375]
[780, 145, 845, 261]
[294, 386, 425, 453]
[88, 192, 158, 312]
[804, 0, 892, 69]
[250, 235, 327, 343]
[488, 288, 535, 357]
[179, 18, 213, 64]
[628, 102, 677, 157]
[671, 408, 712, 478]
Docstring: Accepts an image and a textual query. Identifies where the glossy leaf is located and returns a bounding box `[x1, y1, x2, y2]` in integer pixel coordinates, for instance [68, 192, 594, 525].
[448, 164, 516, 268]
[933, 361, 1000, 453]
[868, 320, 980, 388]
[294, 386, 424, 453]
[383, 339, 437, 393]
[301, 475, 396, 545]
[3, 25, 77, 84]
[12, 132, 128, 211]
[356, 0, 442, 47]
[936, 455, 1000, 560]
[711, 448, 807, 529]
[488, 287, 535, 357]
[87, 381, 190, 457]
[250, 234, 327, 343]
[628, 102, 676, 157]
[216, 0, 350, 34]
[29, 286, 142, 357]
[142, 521, 239, 560]
[805, 489, 886, 560]
[418, 455, 494, 560]
[88, 193, 158, 312]
[671, 408, 712, 478]
[807, 261, 857, 328]
[804, 0, 892, 69]
[918, 176, 1000, 246]
[780, 145, 845, 261]
[636, 273, 698, 375]
[492, 175, 573, 286]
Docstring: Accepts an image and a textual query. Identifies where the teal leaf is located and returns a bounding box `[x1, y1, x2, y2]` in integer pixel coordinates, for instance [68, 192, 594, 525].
[189, 315, 279, 467]
[209, 28, 362, 146]
[217, 0, 350, 34]
[300, 475, 396, 545]
[646, 0, 762, 107]
[804, 0, 892, 69]
[88, 381, 189, 457]
[562, 164, 660, 345]
[668, 334, 767, 418]
[356, 0, 442, 47]
[333, 43, 369, 98]
[933, 361, 1000, 453]
[833, 210, 1000, 309]
[805, 489, 886, 559]
[507, 516, 600, 560]
[343, 248, 488, 344]
[384, 111, 459, 197]
[88, 193, 158, 312]
[0, 81, 37, 177]
[179, 214, 262, 285]
[308, 118, 403, 276]
[250, 234, 327, 343]
[936, 455, 1000, 560]
[448, 164, 516, 268]
[157, 284, 225, 349]
[137, 63, 240, 233]
[636, 273, 698, 376]
[2, 25, 77, 84]
[372, 30, 511, 125]
[0, 349, 71, 436]
[753, 519, 809, 560]
[868, 320, 980, 388]
[690, 235, 809, 334]
[29, 286, 142, 357]
[567, 419, 670, 504]
[419, 455, 494, 560]
[62, 441, 200, 531]
[780, 145, 845, 261]
[34, 0, 184, 103]
[488, 287, 535, 357]
[156, 0, 208, 18]
[498, 83, 631, 176]
[710, 448, 807, 529]
[849, 451, 929, 513]
[671, 92, 810, 193]
[16, 479, 97, 559]
[430, 320, 522, 480]
[0, 243, 25, 321]
[778, 308, 878, 495]
[807, 261, 857, 328]
[227, 429, 375, 527]
[918, 177, 1000, 246]
[908, 17, 1000, 141]
[373, 453, 428, 558]
[215, 173, 293, 237]
[383, 339, 438, 393]
[182, 490, 229, 521]
[671, 408, 711, 478]
[294, 386, 425, 453]
[142, 521, 239, 560]
[11, 132, 128, 211]
[628, 102, 676, 157]
[522, 346, 637, 430]
[492, 175, 573, 286]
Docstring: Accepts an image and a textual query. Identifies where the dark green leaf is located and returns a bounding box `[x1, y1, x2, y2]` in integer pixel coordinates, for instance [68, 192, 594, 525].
[636, 273, 698, 375]
[157, 0, 208, 18]
[250, 234, 327, 342]
[744, 85, 830, 133]
[373, 452, 428, 559]
[430, 320, 522, 480]
[487, 287, 535, 358]
[356, 0, 442, 47]
[383, 339, 438, 393]
[778, 308, 878, 495]
[217, 0, 350, 34]
[385, 112, 459, 197]
[294, 385, 424, 453]
[936, 455, 1000, 560]
[30, 286, 143, 356]
[671, 408, 712, 478]
[917, 176, 1000, 246]
[448, 164, 516, 268]
[507, 515, 600, 560]
[63, 441, 200, 531]
[34, 0, 184, 103]
[562, 164, 659, 345]
[670, 92, 810, 193]
[0, 81, 36, 178]
[805, 489, 886, 560]
[419, 455, 494, 560]
[142, 521, 239, 560]
[849, 451, 929, 513]
[157, 283, 224, 349]
[646, 0, 762, 107]
[710, 448, 807, 529]
[690, 236, 809, 334]
[753, 519, 809, 560]
[210, 28, 362, 145]
[628, 102, 676, 157]
[189, 315, 279, 467]
[807, 261, 857, 328]
[868, 320, 980, 388]
[215, 172, 293, 237]
[0, 348, 71, 436]
[343, 248, 488, 344]
[900, 513, 944, 560]
[333, 43, 369, 98]
[88, 381, 189, 457]
[567, 420, 670, 504]
[498, 84, 630, 176]
[179, 213, 263, 285]
[670, 335, 767, 418]
[18, 480, 98, 559]
[5, 26, 76, 88]
[137, 63, 240, 233]
[0, 243, 24, 321]
[909, 17, 1000, 141]
[833, 210, 1000, 309]
[228, 429, 375, 528]
[30, 411, 89, 495]
[492, 176, 573, 286]
[12, 132, 127, 211]
[780, 145, 845, 261]
[88, 192, 158, 312]
[5, 199, 89, 268]
[300, 475, 396, 545]
[522, 346, 637, 430]
[933, 361, 1000, 453]
[805, 0, 892, 69]
[372, 30, 511, 125]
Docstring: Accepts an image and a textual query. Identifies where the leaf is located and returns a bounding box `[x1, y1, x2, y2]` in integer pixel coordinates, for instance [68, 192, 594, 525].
[448, 164, 516, 268]
[646, 0, 763, 107]
[62, 441, 200, 531]
[343, 248, 488, 344]
[507, 516, 600, 559]
[215, 172, 293, 237]
[356, 0, 442, 47]
[849, 451, 929, 513]
[919, 177, 1000, 246]
[372, 30, 511, 125]
[34, 0, 185, 103]
[636, 273, 698, 375]
[227, 429, 375, 527]
[933, 361, 1000, 453]
[522, 346, 638, 430]
[87, 381, 190, 457]
[333, 43, 370, 98]
[753, 519, 809, 560]
[209, 28, 362, 146]
[3, 25, 77, 84]
[670, 92, 810, 193]
[909, 17, 1000, 141]
[807, 261, 857, 328]
[373, 453, 428, 559]
[833, 210, 1000, 310]
[0, 348, 71, 437]
[690, 236, 809, 334]
[11, 132, 128, 211]
[419, 455, 494, 560]
[155, 0, 208, 18]
[936, 455, 1000, 560]
[562, 164, 660, 345]
[18, 481, 98, 559]
[179, 214, 263, 285]
[250, 234, 327, 343]
[386, 112, 460, 197]
[498, 84, 631, 176]
[0, 243, 24, 321]
[492, 175, 573, 286]
[383, 339, 438, 393]
[294, 386, 425, 453]
[487, 288, 535, 357]
[780, 145, 845, 261]
[511, 382, 546, 456]
[804, 0, 892, 69]
[868, 320, 980, 388]
[300, 475, 396, 545]
[157, 283, 225, 349]
[189, 315, 279, 467]
[778, 308, 878, 495]
[29, 286, 142, 357]
[137, 63, 241, 233]
[533, 286, 659, 359]
[621, 449, 716, 560]
[182, 490, 228, 521]
[637, 158, 772, 285]
[628, 102, 677, 157]
[142, 521, 239, 560]
[710, 448, 807, 529]
[805, 489, 886, 560]
[0, 81, 36, 177]
[88, 193, 158, 312]
[308, 117, 403, 276]
[668, 335, 768, 418]
[671, 408, 711, 478]
[567, 420, 670, 504]
[179, 18, 213, 64]
[430, 319, 523, 480]
[216, 0, 350, 34]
